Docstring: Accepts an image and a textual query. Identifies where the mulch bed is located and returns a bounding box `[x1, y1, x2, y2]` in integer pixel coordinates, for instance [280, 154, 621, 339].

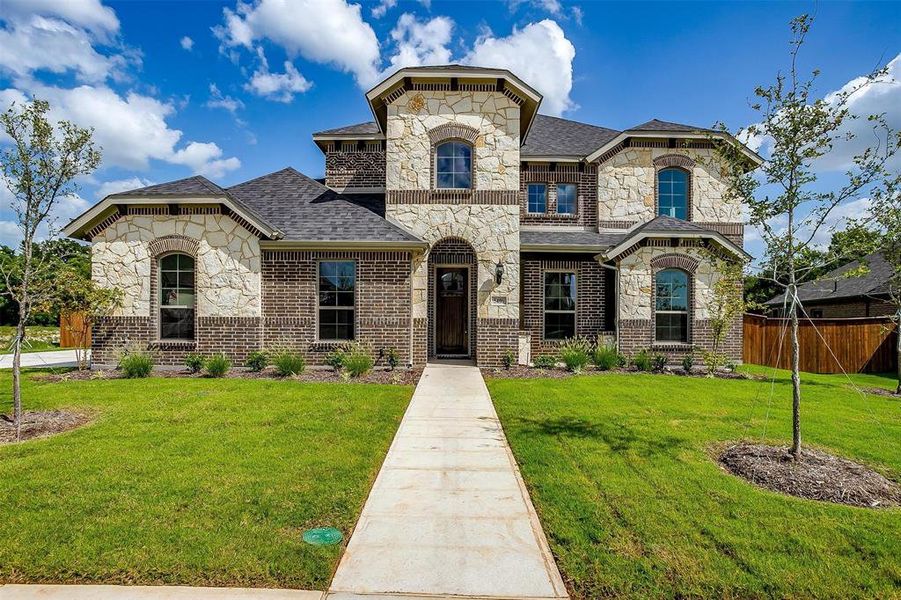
[718, 442, 901, 508]
[34, 367, 422, 386]
[483, 365, 749, 380]
[0, 410, 92, 444]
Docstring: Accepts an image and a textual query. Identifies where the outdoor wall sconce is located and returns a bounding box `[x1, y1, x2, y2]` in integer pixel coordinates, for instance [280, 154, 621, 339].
[494, 261, 504, 285]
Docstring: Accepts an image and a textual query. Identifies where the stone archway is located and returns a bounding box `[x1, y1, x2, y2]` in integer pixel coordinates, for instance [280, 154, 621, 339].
[428, 237, 477, 359]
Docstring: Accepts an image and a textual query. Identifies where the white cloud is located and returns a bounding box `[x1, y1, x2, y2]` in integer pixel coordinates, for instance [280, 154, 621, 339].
[214, 0, 381, 87]
[180, 36, 194, 51]
[0, 15, 127, 83]
[383, 14, 453, 74]
[571, 6, 583, 25]
[371, 0, 397, 18]
[206, 82, 245, 113]
[245, 61, 312, 102]
[95, 177, 153, 199]
[2, 0, 120, 38]
[0, 84, 241, 177]
[463, 20, 576, 116]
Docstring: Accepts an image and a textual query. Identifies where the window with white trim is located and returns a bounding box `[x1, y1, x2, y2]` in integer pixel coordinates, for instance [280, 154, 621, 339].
[655, 268, 689, 342]
[159, 253, 195, 340]
[544, 271, 576, 340]
[658, 168, 688, 219]
[318, 260, 355, 341]
[435, 141, 472, 189]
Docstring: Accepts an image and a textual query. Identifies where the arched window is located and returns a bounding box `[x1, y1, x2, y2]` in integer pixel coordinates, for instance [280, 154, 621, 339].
[435, 141, 472, 189]
[658, 168, 688, 219]
[159, 253, 195, 340]
[655, 268, 688, 343]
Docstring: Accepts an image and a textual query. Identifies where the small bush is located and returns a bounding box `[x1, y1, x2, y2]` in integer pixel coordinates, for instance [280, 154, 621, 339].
[384, 347, 400, 371]
[533, 354, 557, 369]
[119, 350, 153, 378]
[502, 349, 516, 370]
[325, 347, 346, 372]
[632, 349, 652, 372]
[725, 361, 738, 373]
[558, 337, 592, 374]
[343, 342, 374, 377]
[652, 353, 668, 372]
[681, 353, 695, 372]
[592, 344, 620, 371]
[245, 350, 268, 372]
[272, 351, 306, 376]
[204, 354, 231, 378]
[184, 353, 204, 374]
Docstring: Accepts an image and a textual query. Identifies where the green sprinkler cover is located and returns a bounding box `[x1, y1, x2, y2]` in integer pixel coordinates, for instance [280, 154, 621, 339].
[302, 527, 343, 546]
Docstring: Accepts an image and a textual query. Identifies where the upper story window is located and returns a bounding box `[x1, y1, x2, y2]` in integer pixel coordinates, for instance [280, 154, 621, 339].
[556, 183, 576, 215]
[655, 268, 689, 343]
[318, 260, 356, 341]
[159, 253, 195, 340]
[658, 168, 688, 220]
[527, 183, 547, 213]
[435, 141, 472, 189]
[544, 271, 577, 340]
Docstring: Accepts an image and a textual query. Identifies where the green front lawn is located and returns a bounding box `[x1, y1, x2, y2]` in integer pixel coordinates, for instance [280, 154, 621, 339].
[0, 372, 412, 589]
[489, 368, 901, 599]
[0, 325, 62, 353]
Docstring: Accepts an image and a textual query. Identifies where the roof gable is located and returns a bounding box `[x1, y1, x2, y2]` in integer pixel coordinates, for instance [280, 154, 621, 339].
[108, 175, 226, 197]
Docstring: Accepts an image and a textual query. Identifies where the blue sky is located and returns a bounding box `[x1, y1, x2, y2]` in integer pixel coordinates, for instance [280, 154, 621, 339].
[0, 0, 899, 262]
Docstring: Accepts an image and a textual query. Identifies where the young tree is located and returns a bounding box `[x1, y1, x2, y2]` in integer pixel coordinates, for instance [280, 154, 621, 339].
[701, 251, 746, 376]
[867, 187, 901, 394]
[0, 100, 101, 441]
[713, 15, 899, 458]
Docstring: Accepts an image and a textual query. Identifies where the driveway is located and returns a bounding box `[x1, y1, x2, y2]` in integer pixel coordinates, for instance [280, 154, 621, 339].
[327, 362, 568, 599]
[0, 350, 83, 369]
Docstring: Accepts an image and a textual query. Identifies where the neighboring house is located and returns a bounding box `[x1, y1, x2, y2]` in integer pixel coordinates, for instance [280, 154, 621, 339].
[64, 65, 760, 368]
[765, 251, 897, 318]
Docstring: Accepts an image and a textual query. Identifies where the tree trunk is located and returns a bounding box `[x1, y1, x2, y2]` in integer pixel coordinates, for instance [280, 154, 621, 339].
[12, 319, 24, 442]
[789, 285, 802, 460]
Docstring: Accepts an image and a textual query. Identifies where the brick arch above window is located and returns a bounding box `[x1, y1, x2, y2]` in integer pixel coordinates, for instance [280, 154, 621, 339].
[653, 153, 696, 169]
[650, 252, 699, 274]
[427, 123, 480, 145]
[148, 235, 200, 259]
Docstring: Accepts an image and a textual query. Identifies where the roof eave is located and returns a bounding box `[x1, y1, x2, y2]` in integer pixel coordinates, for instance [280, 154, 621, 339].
[259, 239, 427, 250]
[584, 131, 764, 168]
[521, 243, 610, 253]
[600, 230, 751, 262]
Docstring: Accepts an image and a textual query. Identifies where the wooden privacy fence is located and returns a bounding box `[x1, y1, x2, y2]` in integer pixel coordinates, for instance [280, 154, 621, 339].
[743, 313, 897, 374]
[59, 312, 91, 348]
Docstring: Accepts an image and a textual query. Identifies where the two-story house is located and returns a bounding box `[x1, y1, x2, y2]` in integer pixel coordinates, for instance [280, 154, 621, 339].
[63, 65, 760, 368]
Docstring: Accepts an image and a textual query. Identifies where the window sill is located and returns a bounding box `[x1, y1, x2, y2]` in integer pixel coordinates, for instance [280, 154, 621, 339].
[311, 339, 353, 348]
[651, 342, 692, 350]
[151, 339, 196, 349]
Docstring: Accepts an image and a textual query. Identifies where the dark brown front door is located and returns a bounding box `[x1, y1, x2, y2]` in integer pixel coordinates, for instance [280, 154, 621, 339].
[435, 267, 468, 356]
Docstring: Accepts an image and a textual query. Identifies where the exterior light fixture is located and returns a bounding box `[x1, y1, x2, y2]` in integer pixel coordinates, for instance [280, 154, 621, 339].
[494, 261, 504, 285]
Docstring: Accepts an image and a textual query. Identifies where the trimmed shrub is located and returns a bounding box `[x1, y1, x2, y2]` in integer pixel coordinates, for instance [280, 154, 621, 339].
[384, 347, 400, 371]
[272, 351, 306, 376]
[184, 353, 204, 374]
[533, 354, 557, 369]
[119, 350, 153, 378]
[344, 342, 374, 378]
[632, 349, 652, 372]
[558, 337, 592, 374]
[681, 353, 695, 373]
[592, 344, 620, 371]
[204, 354, 231, 378]
[652, 353, 668, 373]
[502, 349, 516, 370]
[245, 351, 268, 372]
[325, 348, 346, 372]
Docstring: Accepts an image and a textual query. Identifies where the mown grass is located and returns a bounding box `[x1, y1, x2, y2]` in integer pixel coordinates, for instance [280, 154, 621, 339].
[0, 325, 61, 353]
[0, 371, 412, 589]
[488, 368, 900, 599]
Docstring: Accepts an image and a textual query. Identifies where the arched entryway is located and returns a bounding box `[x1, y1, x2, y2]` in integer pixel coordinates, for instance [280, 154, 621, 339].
[428, 237, 477, 360]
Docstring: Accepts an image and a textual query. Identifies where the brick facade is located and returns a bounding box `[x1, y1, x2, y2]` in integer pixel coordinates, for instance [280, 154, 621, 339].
[802, 298, 896, 319]
[520, 162, 598, 228]
[324, 148, 386, 190]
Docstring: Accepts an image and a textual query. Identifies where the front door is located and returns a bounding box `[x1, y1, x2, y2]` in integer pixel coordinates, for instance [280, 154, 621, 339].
[435, 267, 469, 356]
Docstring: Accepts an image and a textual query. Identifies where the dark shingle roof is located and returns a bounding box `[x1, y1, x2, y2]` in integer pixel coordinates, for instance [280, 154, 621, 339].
[626, 119, 715, 133]
[313, 121, 381, 136]
[108, 175, 226, 197]
[226, 167, 421, 243]
[521, 114, 620, 158]
[520, 229, 625, 249]
[765, 252, 895, 306]
[630, 214, 707, 234]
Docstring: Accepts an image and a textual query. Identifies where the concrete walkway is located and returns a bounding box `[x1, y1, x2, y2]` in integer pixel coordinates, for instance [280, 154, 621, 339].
[0, 349, 82, 369]
[327, 362, 568, 600]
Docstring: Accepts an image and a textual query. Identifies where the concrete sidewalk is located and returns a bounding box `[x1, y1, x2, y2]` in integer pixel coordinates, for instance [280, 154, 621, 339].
[327, 362, 568, 600]
[0, 349, 82, 369]
[0, 585, 322, 599]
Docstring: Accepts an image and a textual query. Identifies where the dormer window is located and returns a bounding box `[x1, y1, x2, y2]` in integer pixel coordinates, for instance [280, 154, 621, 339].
[435, 141, 472, 189]
[658, 168, 688, 219]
